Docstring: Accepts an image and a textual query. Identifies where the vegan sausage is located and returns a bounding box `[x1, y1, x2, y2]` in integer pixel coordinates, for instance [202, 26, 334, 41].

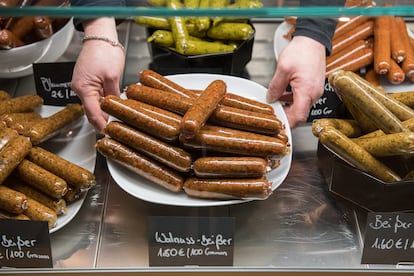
[96, 137, 184, 193]
[181, 79, 227, 139]
[105, 121, 192, 172]
[0, 185, 28, 214]
[183, 177, 273, 200]
[100, 95, 182, 142]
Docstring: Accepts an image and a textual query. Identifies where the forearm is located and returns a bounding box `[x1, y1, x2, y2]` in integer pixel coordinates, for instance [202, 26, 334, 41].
[295, 0, 346, 55]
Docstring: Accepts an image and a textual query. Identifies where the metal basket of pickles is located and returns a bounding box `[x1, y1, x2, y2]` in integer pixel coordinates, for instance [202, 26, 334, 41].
[135, 0, 261, 75]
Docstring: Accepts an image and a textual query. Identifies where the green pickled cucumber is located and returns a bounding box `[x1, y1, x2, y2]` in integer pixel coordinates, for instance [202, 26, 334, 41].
[207, 22, 254, 40]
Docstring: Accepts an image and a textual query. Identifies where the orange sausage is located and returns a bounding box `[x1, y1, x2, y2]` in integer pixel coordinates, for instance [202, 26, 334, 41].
[390, 16, 407, 63]
[333, 16, 371, 41]
[386, 58, 406, 85]
[331, 20, 374, 56]
[373, 16, 391, 74]
[326, 48, 373, 76]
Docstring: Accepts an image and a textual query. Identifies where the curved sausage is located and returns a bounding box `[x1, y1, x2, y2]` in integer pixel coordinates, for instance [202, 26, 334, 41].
[105, 121, 192, 173]
[319, 126, 401, 183]
[96, 137, 184, 193]
[329, 70, 407, 134]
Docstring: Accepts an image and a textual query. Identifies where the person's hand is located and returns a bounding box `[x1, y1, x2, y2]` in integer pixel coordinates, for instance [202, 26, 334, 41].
[71, 18, 125, 133]
[266, 35, 326, 128]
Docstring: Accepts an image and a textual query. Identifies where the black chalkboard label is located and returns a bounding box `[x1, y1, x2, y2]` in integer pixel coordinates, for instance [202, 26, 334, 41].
[33, 62, 81, 106]
[148, 216, 234, 266]
[361, 212, 414, 264]
[0, 219, 52, 268]
[307, 79, 342, 122]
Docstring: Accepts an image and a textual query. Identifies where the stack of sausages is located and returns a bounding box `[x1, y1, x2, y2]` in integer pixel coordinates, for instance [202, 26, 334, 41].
[312, 70, 414, 183]
[284, 0, 414, 85]
[0, 0, 69, 50]
[96, 69, 290, 201]
[0, 90, 96, 229]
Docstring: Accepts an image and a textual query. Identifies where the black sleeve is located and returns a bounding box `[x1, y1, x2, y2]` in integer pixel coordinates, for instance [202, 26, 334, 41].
[70, 0, 126, 31]
[293, 0, 346, 55]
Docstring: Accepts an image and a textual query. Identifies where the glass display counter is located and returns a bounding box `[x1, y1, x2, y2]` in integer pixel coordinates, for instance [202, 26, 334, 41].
[1, 2, 414, 275]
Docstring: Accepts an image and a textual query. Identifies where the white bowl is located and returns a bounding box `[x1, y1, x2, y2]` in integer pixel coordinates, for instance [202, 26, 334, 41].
[0, 17, 74, 79]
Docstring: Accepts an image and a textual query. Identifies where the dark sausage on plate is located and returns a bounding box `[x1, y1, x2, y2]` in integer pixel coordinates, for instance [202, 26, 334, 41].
[183, 177, 273, 200]
[101, 95, 182, 142]
[105, 121, 192, 173]
[181, 79, 227, 139]
[96, 137, 184, 193]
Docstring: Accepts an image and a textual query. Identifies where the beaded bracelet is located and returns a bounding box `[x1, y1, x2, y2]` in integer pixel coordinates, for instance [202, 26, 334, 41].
[82, 35, 125, 53]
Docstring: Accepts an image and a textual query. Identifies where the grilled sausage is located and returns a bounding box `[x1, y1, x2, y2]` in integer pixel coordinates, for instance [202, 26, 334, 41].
[101, 96, 182, 142]
[28, 103, 84, 145]
[26, 146, 96, 191]
[0, 134, 32, 184]
[319, 126, 402, 183]
[0, 185, 28, 214]
[184, 177, 273, 200]
[179, 124, 289, 157]
[181, 79, 227, 139]
[14, 159, 68, 199]
[96, 137, 184, 193]
[105, 121, 192, 173]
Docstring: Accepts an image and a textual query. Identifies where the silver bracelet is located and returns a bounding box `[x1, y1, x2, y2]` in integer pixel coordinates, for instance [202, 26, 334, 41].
[82, 35, 125, 53]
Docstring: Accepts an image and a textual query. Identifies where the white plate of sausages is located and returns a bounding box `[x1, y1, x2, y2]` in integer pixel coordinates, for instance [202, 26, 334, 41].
[107, 74, 292, 207]
[39, 105, 96, 233]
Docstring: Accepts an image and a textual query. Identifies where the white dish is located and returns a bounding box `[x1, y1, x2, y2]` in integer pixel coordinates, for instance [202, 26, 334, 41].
[107, 74, 293, 207]
[37, 105, 96, 233]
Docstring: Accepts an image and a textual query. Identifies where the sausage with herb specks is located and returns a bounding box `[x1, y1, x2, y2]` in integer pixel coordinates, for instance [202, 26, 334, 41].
[96, 137, 184, 193]
[105, 121, 192, 173]
[24, 197, 57, 229]
[181, 79, 227, 139]
[0, 185, 28, 214]
[101, 96, 182, 142]
[184, 177, 273, 200]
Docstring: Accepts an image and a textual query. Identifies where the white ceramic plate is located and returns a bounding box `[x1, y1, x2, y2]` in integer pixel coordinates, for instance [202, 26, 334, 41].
[107, 74, 293, 207]
[272, 21, 414, 92]
[37, 105, 96, 233]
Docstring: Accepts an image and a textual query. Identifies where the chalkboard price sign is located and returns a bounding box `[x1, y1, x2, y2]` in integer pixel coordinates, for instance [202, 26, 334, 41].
[148, 216, 234, 266]
[361, 212, 414, 264]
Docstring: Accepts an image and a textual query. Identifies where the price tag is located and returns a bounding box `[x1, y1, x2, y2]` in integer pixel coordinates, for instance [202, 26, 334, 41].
[361, 212, 414, 264]
[0, 219, 52, 268]
[307, 79, 342, 122]
[33, 62, 81, 106]
[148, 216, 234, 266]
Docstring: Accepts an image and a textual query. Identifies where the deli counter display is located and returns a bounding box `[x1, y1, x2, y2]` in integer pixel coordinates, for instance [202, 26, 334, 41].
[1, 1, 414, 275]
